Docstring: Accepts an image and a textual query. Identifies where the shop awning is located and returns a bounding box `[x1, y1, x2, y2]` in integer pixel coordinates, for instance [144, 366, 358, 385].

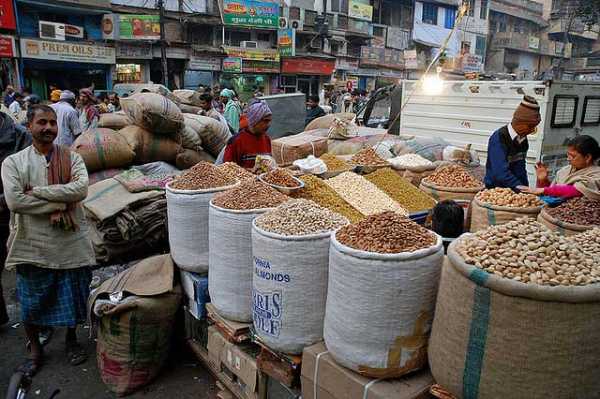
[17, 0, 110, 14]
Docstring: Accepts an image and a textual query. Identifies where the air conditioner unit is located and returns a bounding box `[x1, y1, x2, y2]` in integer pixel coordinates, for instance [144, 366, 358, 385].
[39, 21, 66, 41]
[278, 17, 288, 29]
[290, 19, 303, 30]
[241, 41, 258, 48]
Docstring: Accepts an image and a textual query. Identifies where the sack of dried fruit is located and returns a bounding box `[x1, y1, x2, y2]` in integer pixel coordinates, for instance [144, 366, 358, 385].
[469, 188, 544, 232]
[324, 212, 443, 379]
[537, 197, 600, 236]
[166, 162, 239, 273]
[252, 200, 348, 354]
[208, 180, 288, 322]
[429, 219, 600, 399]
[419, 164, 484, 203]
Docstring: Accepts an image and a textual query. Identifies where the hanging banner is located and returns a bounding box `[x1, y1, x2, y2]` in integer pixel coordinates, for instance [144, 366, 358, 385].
[223, 46, 279, 62]
[119, 15, 160, 40]
[282, 58, 335, 75]
[349, 0, 373, 21]
[0, 0, 16, 30]
[222, 0, 279, 29]
[277, 28, 295, 57]
[404, 49, 418, 70]
[223, 57, 242, 73]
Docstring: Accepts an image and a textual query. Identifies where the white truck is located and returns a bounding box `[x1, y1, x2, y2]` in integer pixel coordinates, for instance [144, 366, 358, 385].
[399, 80, 600, 184]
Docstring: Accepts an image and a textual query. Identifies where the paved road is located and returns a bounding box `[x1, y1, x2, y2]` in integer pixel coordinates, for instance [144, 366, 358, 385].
[0, 270, 218, 399]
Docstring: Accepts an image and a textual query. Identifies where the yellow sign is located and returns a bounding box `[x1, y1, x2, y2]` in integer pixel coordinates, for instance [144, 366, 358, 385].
[223, 46, 280, 62]
[349, 0, 373, 21]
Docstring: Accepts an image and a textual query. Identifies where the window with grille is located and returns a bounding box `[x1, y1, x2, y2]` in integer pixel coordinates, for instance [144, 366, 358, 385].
[480, 0, 488, 19]
[331, 0, 340, 12]
[305, 10, 317, 26]
[582, 97, 600, 126]
[467, 0, 475, 16]
[422, 3, 438, 25]
[551, 96, 578, 128]
[445, 7, 456, 29]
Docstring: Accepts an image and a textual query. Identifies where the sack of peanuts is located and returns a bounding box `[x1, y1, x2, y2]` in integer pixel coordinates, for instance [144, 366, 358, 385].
[208, 180, 288, 322]
[166, 162, 239, 273]
[121, 93, 184, 134]
[252, 200, 349, 354]
[419, 164, 484, 203]
[430, 219, 600, 399]
[537, 198, 600, 236]
[71, 128, 135, 173]
[272, 132, 328, 166]
[119, 126, 182, 165]
[469, 188, 544, 232]
[324, 212, 444, 378]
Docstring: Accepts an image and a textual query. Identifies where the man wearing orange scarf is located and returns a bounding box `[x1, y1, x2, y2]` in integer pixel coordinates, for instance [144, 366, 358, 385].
[1, 105, 95, 376]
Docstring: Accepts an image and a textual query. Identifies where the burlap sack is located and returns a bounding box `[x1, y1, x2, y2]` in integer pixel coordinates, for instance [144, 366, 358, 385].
[179, 104, 203, 114]
[537, 207, 592, 236]
[429, 242, 600, 399]
[121, 93, 184, 134]
[401, 169, 436, 186]
[88, 168, 124, 185]
[119, 125, 182, 164]
[324, 233, 444, 379]
[183, 114, 230, 157]
[98, 111, 133, 129]
[419, 180, 483, 203]
[71, 128, 135, 172]
[272, 133, 328, 166]
[175, 149, 215, 170]
[305, 113, 355, 131]
[180, 126, 203, 152]
[469, 198, 543, 232]
[172, 89, 202, 106]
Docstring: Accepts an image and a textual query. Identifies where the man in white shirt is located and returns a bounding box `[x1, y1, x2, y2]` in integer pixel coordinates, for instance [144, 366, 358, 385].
[51, 90, 82, 147]
[8, 93, 23, 117]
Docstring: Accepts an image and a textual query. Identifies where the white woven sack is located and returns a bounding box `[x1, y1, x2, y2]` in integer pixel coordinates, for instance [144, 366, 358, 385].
[208, 203, 270, 322]
[251, 222, 333, 354]
[324, 234, 444, 377]
[166, 181, 237, 273]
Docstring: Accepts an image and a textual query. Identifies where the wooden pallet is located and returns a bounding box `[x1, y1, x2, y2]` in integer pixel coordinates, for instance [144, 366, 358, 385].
[252, 332, 302, 388]
[206, 303, 252, 344]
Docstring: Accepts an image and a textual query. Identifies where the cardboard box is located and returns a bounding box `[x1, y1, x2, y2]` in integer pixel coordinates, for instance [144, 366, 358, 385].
[272, 133, 328, 166]
[208, 326, 261, 399]
[301, 342, 434, 399]
[180, 270, 209, 320]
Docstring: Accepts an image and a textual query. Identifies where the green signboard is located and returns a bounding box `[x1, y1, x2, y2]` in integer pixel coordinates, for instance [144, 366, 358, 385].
[223, 57, 243, 73]
[277, 28, 295, 57]
[222, 0, 279, 29]
[119, 15, 160, 40]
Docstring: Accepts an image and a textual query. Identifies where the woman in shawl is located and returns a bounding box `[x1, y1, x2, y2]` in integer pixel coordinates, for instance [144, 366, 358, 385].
[519, 135, 600, 200]
[220, 88, 242, 134]
[78, 88, 99, 131]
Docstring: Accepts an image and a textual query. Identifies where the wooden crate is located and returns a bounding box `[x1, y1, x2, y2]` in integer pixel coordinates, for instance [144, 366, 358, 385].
[252, 332, 302, 388]
[206, 303, 252, 344]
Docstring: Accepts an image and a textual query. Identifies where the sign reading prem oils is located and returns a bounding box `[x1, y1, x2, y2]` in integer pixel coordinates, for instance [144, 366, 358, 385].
[20, 38, 115, 64]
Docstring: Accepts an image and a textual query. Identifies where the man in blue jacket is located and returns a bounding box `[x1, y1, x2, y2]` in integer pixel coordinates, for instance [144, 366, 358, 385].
[484, 96, 541, 190]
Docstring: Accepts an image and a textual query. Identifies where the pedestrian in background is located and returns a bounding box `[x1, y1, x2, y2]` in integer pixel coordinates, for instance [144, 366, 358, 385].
[51, 90, 82, 146]
[1, 104, 95, 376]
[3, 85, 15, 107]
[198, 93, 230, 131]
[49, 84, 62, 104]
[78, 88, 99, 131]
[0, 109, 31, 326]
[305, 95, 326, 127]
[108, 92, 120, 113]
[221, 88, 241, 134]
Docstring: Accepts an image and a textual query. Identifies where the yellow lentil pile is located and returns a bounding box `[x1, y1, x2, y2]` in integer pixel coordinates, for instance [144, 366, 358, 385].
[319, 153, 351, 172]
[292, 175, 364, 222]
[365, 168, 437, 213]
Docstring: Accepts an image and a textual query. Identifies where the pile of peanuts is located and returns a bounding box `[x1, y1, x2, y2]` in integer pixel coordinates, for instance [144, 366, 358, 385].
[170, 161, 237, 190]
[319, 153, 351, 172]
[476, 188, 544, 208]
[365, 168, 436, 213]
[293, 175, 364, 222]
[262, 169, 301, 188]
[423, 164, 483, 189]
[546, 197, 600, 226]
[336, 211, 437, 253]
[388, 153, 433, 169]
[456, 218, 600, 286]
[212, 180, 288, 210]
[255, 199, 348, 236]
[349, 148, 389, 166]
[217, 162, 255, 181]
[568, 227, 600, 257]
[326, 172, 407, 216]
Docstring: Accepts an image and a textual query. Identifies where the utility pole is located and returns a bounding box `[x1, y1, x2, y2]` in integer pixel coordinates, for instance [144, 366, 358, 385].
[158, 0, 169, 87]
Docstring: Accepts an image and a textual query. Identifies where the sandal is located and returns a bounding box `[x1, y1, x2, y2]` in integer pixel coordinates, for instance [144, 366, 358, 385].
[26, 327, 54, 351]
[65, 342, 87, 366]
[16, 356, 43, 377]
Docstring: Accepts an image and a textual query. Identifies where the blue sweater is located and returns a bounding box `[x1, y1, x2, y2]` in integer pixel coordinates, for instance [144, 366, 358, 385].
[484, 126, 529, 190]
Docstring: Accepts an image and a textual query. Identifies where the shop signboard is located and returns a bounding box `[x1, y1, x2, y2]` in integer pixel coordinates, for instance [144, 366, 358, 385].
[404, 49, 418, 70]
[335, 58, 359, 72]
[119, 15, 160, 40]
[20, 38, 116, 64]
[386, 27, 410, 50]
[0, 35, 15, 58]
[348, 0, 373, 21]
[528, 36, 540, 50]
[277, 28, 295, 57]
[188, 55, 222, 71]
[461, 54, 483, 73]
[116, 43, 152, 59]
[0, 0, 16, 30]
[223, 57, 242, 73]
[222, 0, 279, 29]
[360, 46, 404, 70]
[281, 58, 335, 75]
[242, 59, 279, 73]
[223, 46, 279, 62]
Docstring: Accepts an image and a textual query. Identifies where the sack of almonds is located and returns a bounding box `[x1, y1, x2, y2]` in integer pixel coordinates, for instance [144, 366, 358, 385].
[469, 188, 544, 232]
[419, 164, 484, 203]
[537, 198, 600, 236]
[429, 219, 600, 399]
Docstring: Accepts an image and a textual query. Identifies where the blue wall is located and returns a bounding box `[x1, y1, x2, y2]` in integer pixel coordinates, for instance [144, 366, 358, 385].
[17, 5, 103, 40]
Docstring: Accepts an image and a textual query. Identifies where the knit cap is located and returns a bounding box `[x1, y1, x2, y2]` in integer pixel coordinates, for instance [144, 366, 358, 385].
[512, 95, 541, 126]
